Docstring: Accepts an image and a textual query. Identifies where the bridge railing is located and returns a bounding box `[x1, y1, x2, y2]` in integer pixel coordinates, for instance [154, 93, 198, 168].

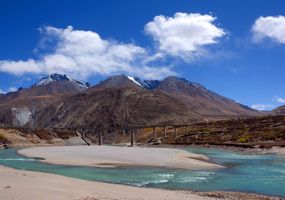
[0, 124, 200, 147]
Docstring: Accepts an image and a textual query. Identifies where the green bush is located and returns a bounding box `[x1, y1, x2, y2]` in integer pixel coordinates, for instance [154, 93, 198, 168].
[237, 137, 248, 143]
[0, 133, 8, 143]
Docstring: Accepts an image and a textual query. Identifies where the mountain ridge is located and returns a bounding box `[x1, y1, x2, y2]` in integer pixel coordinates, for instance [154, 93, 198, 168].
[89, 74, 259, 119]
[0, 73, 261, 128]
[272, 105, 285, 115]
[0, 74, 89, 126]
[32, 73, 90, 89]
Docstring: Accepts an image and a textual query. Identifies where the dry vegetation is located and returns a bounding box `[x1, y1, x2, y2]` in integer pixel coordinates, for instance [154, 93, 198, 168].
[126, 115, 285, 148]
[1, 115, 285, 148]
[0, 132, 9, 144]
[171, 115, 285, 148]
[0, 128, 77, 147]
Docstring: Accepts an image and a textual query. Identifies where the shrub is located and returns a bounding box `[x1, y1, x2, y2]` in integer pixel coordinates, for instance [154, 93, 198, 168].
[0, 133, 9, 143]
[237, 137, 247, 143]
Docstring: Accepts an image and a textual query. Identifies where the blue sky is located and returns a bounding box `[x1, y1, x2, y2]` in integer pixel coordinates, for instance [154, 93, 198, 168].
[0, 0, 285, 110]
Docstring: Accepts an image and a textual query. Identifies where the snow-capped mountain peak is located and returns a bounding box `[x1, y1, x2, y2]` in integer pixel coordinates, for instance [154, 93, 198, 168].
[35, 74, 70, 86]
[33, 73, 90, 89]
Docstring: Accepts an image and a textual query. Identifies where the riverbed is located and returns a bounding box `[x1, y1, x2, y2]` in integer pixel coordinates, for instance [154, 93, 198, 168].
[0, 146, 284, 197]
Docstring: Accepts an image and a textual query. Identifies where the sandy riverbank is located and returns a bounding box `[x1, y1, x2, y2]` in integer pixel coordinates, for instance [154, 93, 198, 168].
[18, 145, 222, 170]
[0, 165, 217, 200]
[1, 165, 283, 200]
[258, 146, 285, 155]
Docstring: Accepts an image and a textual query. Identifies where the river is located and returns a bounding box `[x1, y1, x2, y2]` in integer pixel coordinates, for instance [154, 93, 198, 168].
[0, 146, 284, 197]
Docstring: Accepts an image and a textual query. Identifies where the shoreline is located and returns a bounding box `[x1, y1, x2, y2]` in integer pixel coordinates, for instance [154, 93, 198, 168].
[148, 143, 285, 156]
[0, 165, 214, 200]
[183, 144, 285, 155]
[2, 145, 285, 199]
[0, 165, 283, 200]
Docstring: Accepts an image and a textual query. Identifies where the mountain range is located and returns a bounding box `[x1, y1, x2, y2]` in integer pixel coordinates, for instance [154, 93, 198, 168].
[0, 74, 89, 126]
[0, 73, 265, 131]
[273, 105, 285, 115]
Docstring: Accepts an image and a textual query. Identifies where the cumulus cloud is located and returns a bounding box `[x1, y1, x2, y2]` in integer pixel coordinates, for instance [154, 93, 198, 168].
[0, 13, 226, 80]
[252, 95, 285, 111]
[252, 16, 285, 43]
[0, 26, 175, 80]
[0, 87, 18, 94]
[273, 96, 285, 103]
[145, 12, 226, 61]
[0, 59, 41, 75]
[8, 87, 17, 92]
[251, 104, 274, 111]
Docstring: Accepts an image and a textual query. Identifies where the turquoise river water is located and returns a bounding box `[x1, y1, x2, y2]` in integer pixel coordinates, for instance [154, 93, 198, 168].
[0, 147, 284, 197]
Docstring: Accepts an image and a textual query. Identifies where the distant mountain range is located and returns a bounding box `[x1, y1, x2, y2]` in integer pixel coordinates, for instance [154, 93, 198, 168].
[0, 73, 264, 131]
[273, 105, 285, 115]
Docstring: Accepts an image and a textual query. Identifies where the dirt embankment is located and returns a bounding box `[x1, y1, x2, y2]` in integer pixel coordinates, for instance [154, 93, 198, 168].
[0, 128, 83, 147]
[119, 115, 285, 149]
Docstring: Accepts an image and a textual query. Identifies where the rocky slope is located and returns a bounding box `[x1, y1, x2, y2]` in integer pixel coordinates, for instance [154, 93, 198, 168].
[29, 87, 203, 143]
[0, 74, 89, 126]
[94, 75, 141, 90]
[93, 75, 259, 119]
[272, 105, 285, 115]
[155, 77, 258, 119]
[1, 74, 261, 133]
[25, 74, 263, 143]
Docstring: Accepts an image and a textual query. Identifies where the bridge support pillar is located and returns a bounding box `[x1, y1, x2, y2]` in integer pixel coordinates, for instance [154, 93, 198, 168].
[164, 126, 167, 138]
[153, 126, 156, 139]
[98, 132, 103, 146]
[131, 130, 135, 147]
[173, 127, 177, 139]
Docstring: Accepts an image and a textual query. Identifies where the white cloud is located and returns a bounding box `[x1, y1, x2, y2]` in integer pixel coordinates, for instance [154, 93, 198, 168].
[0, 13, 227, 80]
[145, 12, 226, 61]
[0, 26, 175, 80]
[252, 16, 285, 43]
[8, 87, 17, 92]
[0, 59, 41, 75]
[0, 87, 17, 94]
[273, 96, 285, 103]
[251, 104, 274, 111]
[252, 95, 285, 111]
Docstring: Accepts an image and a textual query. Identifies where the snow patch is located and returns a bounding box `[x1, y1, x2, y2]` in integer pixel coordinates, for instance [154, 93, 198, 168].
[138, 79, 161, 90]
[34, 73, 89, 89]
[36, 76, 54, 86]
[127, 76, 161, 90]
[127, 76, 143, 87]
